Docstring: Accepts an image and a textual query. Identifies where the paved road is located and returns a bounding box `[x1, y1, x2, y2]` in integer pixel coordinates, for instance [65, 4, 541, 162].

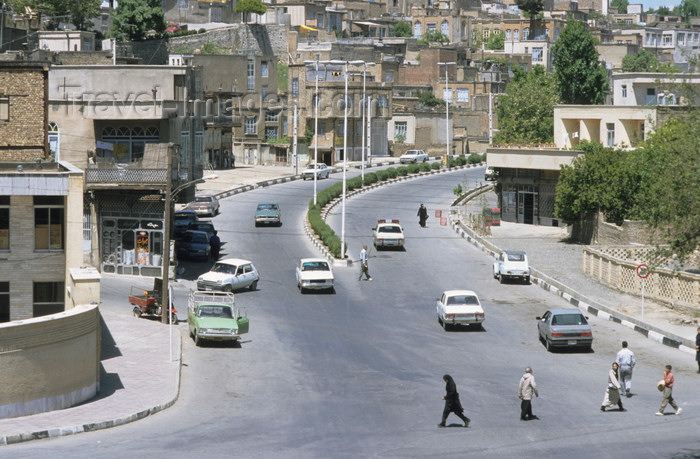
[7, 167, 699, 458]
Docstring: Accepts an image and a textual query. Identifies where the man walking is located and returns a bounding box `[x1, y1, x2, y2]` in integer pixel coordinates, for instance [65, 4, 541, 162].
[656, 365, 682, 416]
[695, 326, 700, 373]
[616, 341, 636, 397]
[358, 245, 372, 281]
[209, 231, 221, 261]
[518, 366, 539, 421]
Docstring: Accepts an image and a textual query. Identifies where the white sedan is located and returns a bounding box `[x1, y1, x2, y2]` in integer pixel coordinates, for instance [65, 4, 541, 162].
[436, 290, 485, 331]
[296, 258, 335, 293]
[372, 219, 405, 250]
[399, 149, 429, 164]
[301, 163, 331, 180]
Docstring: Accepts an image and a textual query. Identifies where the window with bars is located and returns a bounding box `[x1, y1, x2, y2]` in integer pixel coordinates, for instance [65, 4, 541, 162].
[245, 116, 257, 134]
[34, 196, 64, 251]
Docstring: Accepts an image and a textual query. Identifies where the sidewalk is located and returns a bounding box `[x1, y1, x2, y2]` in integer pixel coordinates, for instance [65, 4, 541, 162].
[1, 162, 695, 446]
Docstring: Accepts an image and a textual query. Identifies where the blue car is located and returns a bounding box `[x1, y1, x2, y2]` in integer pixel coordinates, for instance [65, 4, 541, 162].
[176, 230, 211, 261]
[254, 202, 281, 227]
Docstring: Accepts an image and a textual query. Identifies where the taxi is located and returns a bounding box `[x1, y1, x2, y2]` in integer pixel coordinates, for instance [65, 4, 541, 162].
[372, 219, 405, 250]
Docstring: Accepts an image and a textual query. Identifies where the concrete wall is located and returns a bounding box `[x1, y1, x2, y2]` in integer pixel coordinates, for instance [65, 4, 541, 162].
[0, 304, 101, 419]
[167, 24, 289, 61]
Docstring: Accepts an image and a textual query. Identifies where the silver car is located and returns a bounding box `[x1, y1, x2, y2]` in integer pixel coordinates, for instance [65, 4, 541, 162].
[537, 309, 593, 352]
[301, 163, 331, 180]
[186, 194, 220, 217]
[399, 149, 429, 164]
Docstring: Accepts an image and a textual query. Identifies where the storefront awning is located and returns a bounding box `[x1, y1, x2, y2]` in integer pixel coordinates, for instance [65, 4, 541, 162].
[300, 25, 319, 32]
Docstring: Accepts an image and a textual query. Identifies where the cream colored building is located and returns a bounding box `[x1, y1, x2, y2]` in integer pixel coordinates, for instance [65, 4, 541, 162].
[554, 105, 655, 149]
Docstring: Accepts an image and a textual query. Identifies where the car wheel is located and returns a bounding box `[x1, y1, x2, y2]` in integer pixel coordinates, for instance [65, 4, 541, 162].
[223, 284, 233, 293]
[254, 221, 259, 227]
[584, 345, 593, 353]
[442, 319, 448, 331]
[249, 280, 258, 291]
[545, 339, 552, 352]
[170, 314, 178, 325]
[525, 276, 531, 285]
[194, 332, 201, 347]
[498, 274, 504, 284]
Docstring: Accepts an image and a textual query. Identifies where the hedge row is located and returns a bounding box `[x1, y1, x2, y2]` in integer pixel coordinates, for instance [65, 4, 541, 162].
[307, 158, 484, 258]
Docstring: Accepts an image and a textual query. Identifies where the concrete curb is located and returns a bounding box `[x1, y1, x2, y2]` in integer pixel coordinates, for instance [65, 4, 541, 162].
[0, 332, 182, 446]
[449, 215, 695, 354]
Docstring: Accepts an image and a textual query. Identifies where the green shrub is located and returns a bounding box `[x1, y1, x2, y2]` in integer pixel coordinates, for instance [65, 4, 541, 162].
[397, 167, 409, 176]
[419, 162, 432, 172]
[364, 172, 378, 185]
[431, 162, 441, 170]
[456, 156, 467, 166]
[468, 153, 482, 164]
[407, 163, 420, 174]
[385, 167, 398, 179]
[447, 158, 458, 168]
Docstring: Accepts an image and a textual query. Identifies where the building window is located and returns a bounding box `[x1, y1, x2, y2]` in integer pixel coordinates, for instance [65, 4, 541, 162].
[483, 29, 490, 38]
[35, 196, 64, 251]
[395, 121, 407, 141]
[514, 29, 519, 41]
[247, 59, 255, 91]
[0, 196, 8, 251]
[621, 84, 627, 98]
[33, 281, 64, 317]
[101, 126, 159, 163]
[443, 87, 452, 102]
[265, 111, 279, 122]
[441, 20, 449, 37]
[524, 47, 529, 54]
[385, 71, 394, 83]
[0, 97, 8, 121]
[532, 47, 543, 62]
[48, 122, 59, 159]
[457, 88, 469, 103]
[317, 122, 326, 136]
[0, 281, 8, 322]
[663, 34, 672, 46]
[413, 21, 422, 39]
[678, 33, 685, 45]
[427, 23, 436, 33]
[312, 94, 320, 109]
[292, 78, 299, 98]
[606, 123, 615, 147]
[523, 28, 529, 40]
[646, 87, 656, 105]
[261, 85, 268, 99]
[245, 116, 257, 134]
[377, 95, 388, 108]
[261, 61, 269, 77]
[505, 29, 511, 40]
[265, 126, 278, 141]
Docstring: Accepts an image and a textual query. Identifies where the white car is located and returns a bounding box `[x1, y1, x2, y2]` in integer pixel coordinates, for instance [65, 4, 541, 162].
[296, 258, 335, 293]
[301, 163, 331, 180]
[399, 149, 429, 164]
[372, 219, 405, 250]
[436, 290, 485, 331]
[484, 167, 497, 181]
[197, 258, 260, 292]
[493, 250, 531, 284]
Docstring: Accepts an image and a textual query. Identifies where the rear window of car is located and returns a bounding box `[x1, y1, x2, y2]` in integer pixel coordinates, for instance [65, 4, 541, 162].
[552, 314, 587, 325]
[198, 306, 233, 318]
[507, 253, 525, 261]
[257, 204, 278, 210]
[447, 295, 479, 305]
[302, 261, 329, 271]
[378, 225, 402, 233]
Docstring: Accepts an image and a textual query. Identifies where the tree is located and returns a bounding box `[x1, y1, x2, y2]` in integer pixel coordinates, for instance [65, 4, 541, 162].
[392, 21, 412, 38]
[235, 0, 267, 22]
[552, 19, 609, 105]
[485, 32, 504, 50]
[417, 91, 445, 107]
[611, 0, 628, 13]
[493, 65, 560, 144]
[628, 108, 700, 261]
[7, 0, 101, 30]
[516, 0, 544, 40]
[111, 0, 165, 41]
[418, 30, 448, 44]
[679, 0, 700, 20]
[621, 49, 660, 72]
[554, 142, 637, 226]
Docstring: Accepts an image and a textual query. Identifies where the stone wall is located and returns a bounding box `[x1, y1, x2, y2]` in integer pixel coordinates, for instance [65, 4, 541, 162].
[0, 304, 101, 419]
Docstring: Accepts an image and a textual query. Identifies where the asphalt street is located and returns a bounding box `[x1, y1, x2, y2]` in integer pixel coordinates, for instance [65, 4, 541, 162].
[5, 165, 699, 458]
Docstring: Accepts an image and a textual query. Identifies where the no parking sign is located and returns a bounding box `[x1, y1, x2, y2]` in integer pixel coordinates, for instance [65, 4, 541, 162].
[636, 264, 650, 278]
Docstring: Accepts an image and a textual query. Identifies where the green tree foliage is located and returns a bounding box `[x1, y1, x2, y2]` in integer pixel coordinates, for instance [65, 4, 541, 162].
[552, 20, 609, 105]
[111, 0, 165, 41]
[516, 0, 544, 39]
[493, 66, 559, 144]
[235, 0, 267, 21]
[484, 32, 504, 50]
[7, 0, 101, 30]
[611, 0, 628, 13]
[621, 49, 660, 72]
[554, 142, 637, 225]
[392, 21, 412, 37]
[417, 91, 446, 107]
[629, 109, 700, 261]
[679, 0, 700, 20]
[417, 30, 449, 44]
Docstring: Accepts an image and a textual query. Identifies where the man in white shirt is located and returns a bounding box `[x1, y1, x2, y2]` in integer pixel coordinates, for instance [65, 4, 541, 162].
[358, 245, 372, 281]
[616, 341, 636, 398]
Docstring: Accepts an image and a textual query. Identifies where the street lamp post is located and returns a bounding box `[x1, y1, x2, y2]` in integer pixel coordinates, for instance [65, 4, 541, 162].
[360, 62, 375, 185]
[313, 59, 319, 205]
[292, 99, 298, 175]
[438, 61, 456, 160]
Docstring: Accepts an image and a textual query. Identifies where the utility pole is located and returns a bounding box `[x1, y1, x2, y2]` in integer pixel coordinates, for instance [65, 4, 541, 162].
[161, 144, 173, 324]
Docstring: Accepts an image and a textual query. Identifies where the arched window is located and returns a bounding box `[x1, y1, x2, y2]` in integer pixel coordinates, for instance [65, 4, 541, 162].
[441, 20, 449, 38]
[48, 122, 59, 160]
[505, 29, 511, 41]
[413, 21, 422, 39]
[101, 126, 160, 163]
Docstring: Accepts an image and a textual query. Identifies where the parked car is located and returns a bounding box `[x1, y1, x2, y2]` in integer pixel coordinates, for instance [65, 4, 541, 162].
[484, 167, 497, 181]
[372, 219, 405, 250]
[537, 309, 593, 352]
[176, 230, 211, 261]
[301, 163, 331, 180]
[187, 220, 216, 240]
[254, 202, 281, 227]
[197, 258, 259, 292]
[187, 291, 248, 347]
[186, 194, 219, 217]
[436, 290, 485, 331]
[493, 250, 531, 284]
[174, 210, 198, 238]
[295, 258, 335, 293]
[399, 149, 429, 164]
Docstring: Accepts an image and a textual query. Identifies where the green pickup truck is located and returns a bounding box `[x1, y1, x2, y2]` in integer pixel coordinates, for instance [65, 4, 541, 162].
[187, 290, 249, 347]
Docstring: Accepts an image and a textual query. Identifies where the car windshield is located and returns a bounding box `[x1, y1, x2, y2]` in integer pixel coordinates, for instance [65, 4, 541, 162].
[552, 314, 587, 326]
[507, 253, 525, 261]
[379, 226, 402, 233]
[197, 306, 233, 318]
[211, 263, 237, 274]
[175, 215, 193, 222]
[302, 261, 329, 271]
[192, 223, 212, 231]
[307, 164, 321, 169]
[195, 196, 212, 203]
[189, 233, 208, 243]
[447, 295, 479, 305]
[257, 204, 278, 210]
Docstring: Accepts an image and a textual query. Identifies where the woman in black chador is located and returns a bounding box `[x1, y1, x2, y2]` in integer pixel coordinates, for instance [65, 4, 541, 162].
[438, 374, 470, 428]
[417, 203, 428, 227]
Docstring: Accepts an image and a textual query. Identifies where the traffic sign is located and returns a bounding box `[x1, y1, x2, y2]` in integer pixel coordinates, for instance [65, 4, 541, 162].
[636, 264, 650, 279]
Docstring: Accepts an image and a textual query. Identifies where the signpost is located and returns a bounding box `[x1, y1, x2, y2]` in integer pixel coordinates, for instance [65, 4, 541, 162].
[636, 264, 650, 321]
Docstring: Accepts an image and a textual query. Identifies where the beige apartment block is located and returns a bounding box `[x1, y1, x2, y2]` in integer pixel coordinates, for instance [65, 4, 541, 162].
[554, 105, 656, 149]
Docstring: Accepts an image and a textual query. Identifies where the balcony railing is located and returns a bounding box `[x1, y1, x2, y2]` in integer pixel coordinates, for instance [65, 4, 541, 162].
[86, 165, 168, 184]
